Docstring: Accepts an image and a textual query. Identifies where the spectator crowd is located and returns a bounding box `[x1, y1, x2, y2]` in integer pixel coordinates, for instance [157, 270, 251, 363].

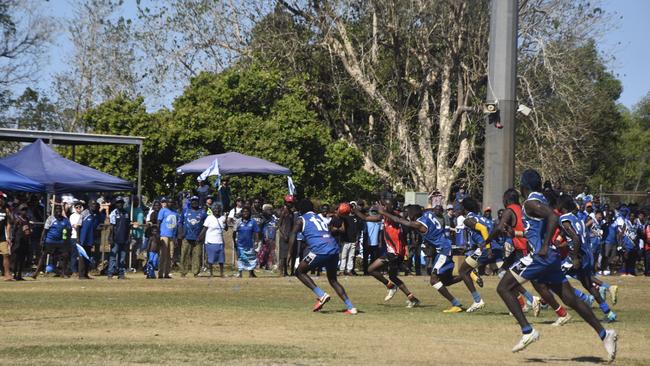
[1, 180, 649, 281]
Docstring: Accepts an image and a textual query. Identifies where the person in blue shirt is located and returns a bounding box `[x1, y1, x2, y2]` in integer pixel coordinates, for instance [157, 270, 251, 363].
[158, 199, 179, 279]
[458, 197, 501, 313]
[288, 199, 357, 314]
[33, 204, 72, 279]
[77, 201, 100, 279]
[235, 206, 260, 278]
[495, 170, 616, 361]
[179, 196, 206, 277]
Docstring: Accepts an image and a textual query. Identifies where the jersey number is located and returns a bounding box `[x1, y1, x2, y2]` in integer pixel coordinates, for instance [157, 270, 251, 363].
[309, 216, 328, 232]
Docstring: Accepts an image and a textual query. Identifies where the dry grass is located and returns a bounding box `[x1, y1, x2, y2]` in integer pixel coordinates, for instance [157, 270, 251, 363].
[0, 272, 648, 366]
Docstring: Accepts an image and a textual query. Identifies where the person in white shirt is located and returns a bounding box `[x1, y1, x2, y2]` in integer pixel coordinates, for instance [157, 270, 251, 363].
[69, 201, 84, 275]
[199, 206, 228, 277]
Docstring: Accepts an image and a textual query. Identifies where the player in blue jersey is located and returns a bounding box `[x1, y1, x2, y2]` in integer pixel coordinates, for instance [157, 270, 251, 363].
[288, 199, 357, 315]
[496, 169, 616, 361]
[380, 205, 466, 313]
[556, 195, 617, 323]
[458, 197, 502, 312]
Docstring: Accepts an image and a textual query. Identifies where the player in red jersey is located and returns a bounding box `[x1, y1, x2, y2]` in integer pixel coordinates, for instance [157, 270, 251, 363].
[354, 198, 420, 308]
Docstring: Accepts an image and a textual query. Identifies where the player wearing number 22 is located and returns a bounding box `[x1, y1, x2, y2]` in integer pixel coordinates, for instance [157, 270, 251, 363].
[288, 199, 358, 314]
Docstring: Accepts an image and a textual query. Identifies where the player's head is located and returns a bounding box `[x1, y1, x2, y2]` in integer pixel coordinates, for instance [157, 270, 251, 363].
[460, 197, 479, 215]
[503, 188, 519, 207]
[557, 193, 576, 214]
[297, 199, 314, 214]
[595, 210, 604, 220]
[497, 208, 505, 220]
[405, 205, 422, 220]
[320, 204, 329, 215]
[520, 169, 542, 196]
[383, 197, 397, 211]
[54, 204, 63, 217]
[241, 206, 251, 220]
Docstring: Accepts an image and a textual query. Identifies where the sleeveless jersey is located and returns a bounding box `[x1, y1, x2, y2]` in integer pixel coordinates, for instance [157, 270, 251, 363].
[507, 203, 528, 254]
[522, 192, 548, 254]
[417, 211, 451, 255]
[559, 213, 590, 259]
[383, 212, 406, 256]
[466, 212, 494, 248]
[301, 212, 338, 255]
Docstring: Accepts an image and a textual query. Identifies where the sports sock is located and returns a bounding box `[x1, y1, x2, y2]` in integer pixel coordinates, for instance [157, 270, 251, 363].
[312, 287, 326, 298]
[555, 306, 567, 317]
[521, 324, 533, 335]
[387, 281, 395, 289]
[517, 295, 525, 308]
[471, 291, 481, 303]
[344, 298, 354, 310]
[451, 298, 461, 307]
[573, 288, 590, 302]
[522, 291, 534, 304]
[599, 282, 611, 289]
[599, 329, 606, 340]
[407, 293, 415, 300]
[599, 302, 611, 314]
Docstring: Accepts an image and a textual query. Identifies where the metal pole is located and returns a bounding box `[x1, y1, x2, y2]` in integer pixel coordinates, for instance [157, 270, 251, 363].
[137, 143, 143, 201]
[483, 0, 518, 212]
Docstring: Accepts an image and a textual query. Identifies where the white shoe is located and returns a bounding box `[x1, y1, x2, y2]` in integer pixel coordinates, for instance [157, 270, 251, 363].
[603, 270, 611, 276]
[603, 329, 617, 362]
[406, 297, 420, 308]
[384, 288, 397, 302]
[466, 299, 485, 313]
[512, 329, 540, 353]
[522, 303, 531, 313]
[532, 296, 541, 317]
[551, 313, 572, 326]
[343, 307, 358, 315]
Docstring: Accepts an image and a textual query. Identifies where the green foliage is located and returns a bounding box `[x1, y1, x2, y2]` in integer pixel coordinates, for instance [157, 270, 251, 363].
[77, 63, 379, 203]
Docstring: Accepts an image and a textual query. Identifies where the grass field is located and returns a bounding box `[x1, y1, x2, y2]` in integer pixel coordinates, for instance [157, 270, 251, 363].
[0, 272, 648, 366]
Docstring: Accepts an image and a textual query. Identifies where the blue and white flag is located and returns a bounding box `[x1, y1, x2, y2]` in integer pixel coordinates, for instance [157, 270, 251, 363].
[197, 158, 221, 187]
[76, 243, 90, 261]
[287, 176, 296, 195]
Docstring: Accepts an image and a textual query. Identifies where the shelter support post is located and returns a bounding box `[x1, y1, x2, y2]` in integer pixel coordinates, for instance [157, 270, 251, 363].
[137, 143, 143, 200]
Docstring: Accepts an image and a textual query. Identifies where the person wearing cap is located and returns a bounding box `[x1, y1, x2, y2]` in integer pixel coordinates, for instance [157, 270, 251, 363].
[257, 204, 277, 270]
[33, 204, 72, 279]
[68, 201, 84, 276]
[11, 204, 32, 280]
[108, 198, 131, 279]
[180, 196, 206, 277]
[277, 195, 295, 276]
[0, 192, 14, 280]
[443, 204, 455, 242]
[483, 207, 493, 221]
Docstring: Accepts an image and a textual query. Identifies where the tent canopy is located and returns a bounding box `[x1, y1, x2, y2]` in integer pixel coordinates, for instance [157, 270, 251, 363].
[176, 152, 291, 176]
[0, 139, 133, 193]
[0, 163, 45, 192]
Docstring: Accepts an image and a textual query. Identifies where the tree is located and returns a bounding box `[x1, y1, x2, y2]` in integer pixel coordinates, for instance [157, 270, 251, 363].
[54, 0, 138, 132]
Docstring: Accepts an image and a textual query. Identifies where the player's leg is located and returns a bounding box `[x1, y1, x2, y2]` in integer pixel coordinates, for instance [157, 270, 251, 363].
[592, 276, 618, 305]
[295, 255, 331, 312]
[324, 255, 356, 314]
[387, 257, 419, 307]
[368, 257, 395, 299]
[460, 254, 484, 312]
[578, 272, 616, 322]
[430, 254, 463, 312]
[531, 281, 571, 325]
[498, 258, 540, 353]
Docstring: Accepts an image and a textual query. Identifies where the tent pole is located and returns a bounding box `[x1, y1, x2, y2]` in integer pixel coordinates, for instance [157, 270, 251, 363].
[71, 145, 75, 161]
[137, 143, 142, 201]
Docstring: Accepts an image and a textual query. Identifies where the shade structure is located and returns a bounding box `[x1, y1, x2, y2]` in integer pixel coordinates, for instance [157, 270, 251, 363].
[0, 139, 133, 193]
[176, 152, 291, 176]
[0, 163, 45, 192]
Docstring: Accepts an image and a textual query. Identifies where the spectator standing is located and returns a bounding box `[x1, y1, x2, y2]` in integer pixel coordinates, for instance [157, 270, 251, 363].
[158, 199, 179, 279]
[0, 192, 13, 280]
[144, 200, 161, 279]
[218, 179, 231, 212]
[11, 204, 31, 280]
[33, 204, 71, 279]
[68, 201, 83, 275]
[337, 204, 360, 276]
[443, 204, 455, 242]
[234, 206, 260, 278]
[108, 198, 131, 279]
[77, 201, 99, 279]
[180, 196, 206, 277]
[196, 180, 210, 207]
[363, 207, 382, 275]
[200, 205, 227, 277]
[257, 204, 277, 270]
[429, 189, 443, 208]
[277, 195, 295, 276]
[131, 197, 145, 270]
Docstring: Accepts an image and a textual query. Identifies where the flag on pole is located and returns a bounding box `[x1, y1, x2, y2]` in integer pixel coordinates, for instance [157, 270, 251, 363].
[76, 243, 90, 261]
[287, 176, 296, 195]
[197, 158, 221, 187]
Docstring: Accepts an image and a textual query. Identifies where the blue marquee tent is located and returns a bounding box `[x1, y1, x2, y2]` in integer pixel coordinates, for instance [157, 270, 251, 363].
[176, 152, 291, 176]
[0, 139, 133, 193]
[0, 163, 45, 192]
